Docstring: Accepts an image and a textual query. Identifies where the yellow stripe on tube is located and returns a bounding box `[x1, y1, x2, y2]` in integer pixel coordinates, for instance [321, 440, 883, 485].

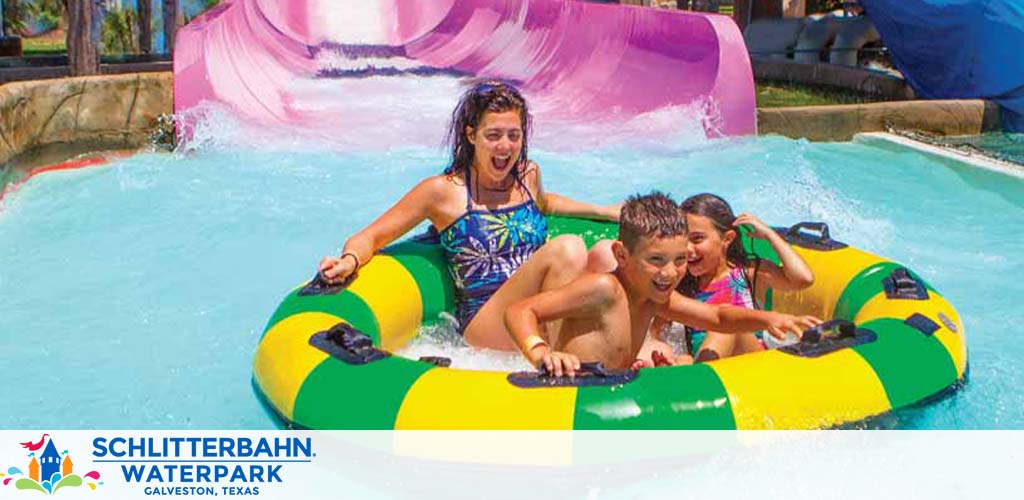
[771, 247, 885, 319]
[855, 293, 968, 379]
[347, 255, 423, 351]
[710, 349, 891, 429]
[253, 312, 340, 421]
[394, 369, 577, 429]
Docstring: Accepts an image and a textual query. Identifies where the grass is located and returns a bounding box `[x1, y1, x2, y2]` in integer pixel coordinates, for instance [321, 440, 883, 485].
[756, 80, 875, 107]
[21, 36, 67, 56]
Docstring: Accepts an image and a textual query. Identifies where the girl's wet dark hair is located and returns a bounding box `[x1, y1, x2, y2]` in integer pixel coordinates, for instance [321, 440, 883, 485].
[677, 193, 756, 301]
[443, 81, 531, 179]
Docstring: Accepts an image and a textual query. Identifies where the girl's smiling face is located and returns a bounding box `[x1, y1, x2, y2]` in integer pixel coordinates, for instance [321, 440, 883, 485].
[466, 110, 523, 186]
[685, 213, 736, 278]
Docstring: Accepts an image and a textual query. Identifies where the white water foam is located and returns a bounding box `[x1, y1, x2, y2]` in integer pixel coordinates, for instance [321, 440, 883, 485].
[176, 73, 718, 156]
[309, 0, 390, 45]
[396, 315, 533, 373]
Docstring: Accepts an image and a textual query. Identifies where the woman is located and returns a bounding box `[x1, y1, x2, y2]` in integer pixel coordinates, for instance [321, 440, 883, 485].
[319, 81, 619, 350]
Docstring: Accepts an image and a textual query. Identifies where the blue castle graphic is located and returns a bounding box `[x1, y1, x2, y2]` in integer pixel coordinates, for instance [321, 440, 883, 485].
[39, 439, 60, 484]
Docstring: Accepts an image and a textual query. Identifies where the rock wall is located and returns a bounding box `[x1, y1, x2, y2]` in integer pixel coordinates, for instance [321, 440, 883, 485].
[0, 72, 172, 166]
[758, 100, 1002, 141]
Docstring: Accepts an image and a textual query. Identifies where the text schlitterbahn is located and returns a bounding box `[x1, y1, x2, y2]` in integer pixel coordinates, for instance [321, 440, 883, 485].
[93, 437, 313, 496]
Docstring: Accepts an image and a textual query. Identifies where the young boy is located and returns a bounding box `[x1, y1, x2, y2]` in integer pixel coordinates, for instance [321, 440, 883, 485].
[504, 192, 822, 377]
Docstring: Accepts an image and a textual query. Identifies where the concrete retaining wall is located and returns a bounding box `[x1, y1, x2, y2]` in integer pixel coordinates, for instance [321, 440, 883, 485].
[0, 72, 172, 166]
[753, 58, 914, 101]
[758, 100, 1002, 141]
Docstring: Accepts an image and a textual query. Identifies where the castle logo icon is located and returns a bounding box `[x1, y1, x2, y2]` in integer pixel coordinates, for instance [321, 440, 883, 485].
[2, 434, 102, 495]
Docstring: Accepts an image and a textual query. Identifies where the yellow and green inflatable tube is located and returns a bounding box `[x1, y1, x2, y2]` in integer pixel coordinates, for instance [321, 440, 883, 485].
[253, 217, 967, 429]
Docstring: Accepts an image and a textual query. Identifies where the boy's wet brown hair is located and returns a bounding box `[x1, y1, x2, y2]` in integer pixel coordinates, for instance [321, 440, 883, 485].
[618, 191, 687, 251]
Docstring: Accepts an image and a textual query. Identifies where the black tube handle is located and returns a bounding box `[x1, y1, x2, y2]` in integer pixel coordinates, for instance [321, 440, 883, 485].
[777, 222, 847, 251]
[309, 322, 389, 365]
[298, 271, 356, 296]
[789, 222, 831, 242]
[509, 361, 638, 388]
[801, 319, 856, 344]
[537, 361, 614, 378]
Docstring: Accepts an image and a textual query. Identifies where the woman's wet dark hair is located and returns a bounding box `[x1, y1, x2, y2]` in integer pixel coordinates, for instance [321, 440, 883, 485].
[443, 81, 531, 179]
[677, 193, 755, 300]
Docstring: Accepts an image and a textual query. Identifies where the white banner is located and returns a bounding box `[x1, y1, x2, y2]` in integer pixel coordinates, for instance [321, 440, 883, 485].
[0, 431, 1016, 499]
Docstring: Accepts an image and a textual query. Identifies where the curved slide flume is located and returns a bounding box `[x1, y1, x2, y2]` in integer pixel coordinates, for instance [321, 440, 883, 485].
[174, 0, 755, 140]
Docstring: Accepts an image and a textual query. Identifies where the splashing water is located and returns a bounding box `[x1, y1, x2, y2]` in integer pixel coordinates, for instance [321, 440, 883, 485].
[174, 73, 722, 155]
[397, 316, 534, 373]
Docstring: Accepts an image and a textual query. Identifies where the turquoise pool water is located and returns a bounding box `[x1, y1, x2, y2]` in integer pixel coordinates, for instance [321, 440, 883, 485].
[1, 100, 1022, 429]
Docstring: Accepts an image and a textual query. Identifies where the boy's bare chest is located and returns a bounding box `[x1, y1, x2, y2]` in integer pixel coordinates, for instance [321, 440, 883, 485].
[627, 306, 656, 357]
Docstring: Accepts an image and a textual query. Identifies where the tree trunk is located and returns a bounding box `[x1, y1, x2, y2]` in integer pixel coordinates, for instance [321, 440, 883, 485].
[162, 0, 176, 54]
[5, 0, 20, 36]
[139, 0, 152, 54]
[67, 0, 99, 76]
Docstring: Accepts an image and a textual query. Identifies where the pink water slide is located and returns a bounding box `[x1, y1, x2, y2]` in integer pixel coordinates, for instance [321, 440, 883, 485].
[173, 0, 756, 138]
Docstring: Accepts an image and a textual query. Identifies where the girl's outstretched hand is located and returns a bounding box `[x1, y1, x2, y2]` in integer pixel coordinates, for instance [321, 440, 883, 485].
[765, 312, 823, 341]
[319, 255, 357, 285]
[734, 212, 774, 240]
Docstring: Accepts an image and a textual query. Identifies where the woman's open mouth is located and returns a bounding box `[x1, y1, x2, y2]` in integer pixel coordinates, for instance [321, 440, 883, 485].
[492, 155, 511, 170]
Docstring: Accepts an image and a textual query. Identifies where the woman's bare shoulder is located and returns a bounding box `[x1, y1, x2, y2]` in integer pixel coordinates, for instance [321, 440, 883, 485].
[416, 173, 462, 196]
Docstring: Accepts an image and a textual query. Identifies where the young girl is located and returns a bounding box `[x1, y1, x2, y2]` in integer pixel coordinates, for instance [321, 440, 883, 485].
[318, 81, 619, 350]
[670, 193, 814, 362]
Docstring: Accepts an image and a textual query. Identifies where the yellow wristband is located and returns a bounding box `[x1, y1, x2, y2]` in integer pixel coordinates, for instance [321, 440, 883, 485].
[521, 335, 549, 356]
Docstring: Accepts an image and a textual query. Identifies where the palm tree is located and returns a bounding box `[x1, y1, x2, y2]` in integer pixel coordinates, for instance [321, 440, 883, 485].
[139, 0, 152, 54]
[102, 6, 137, 54]
[67, 0, 99, 75]
[162, 0, 176, 54]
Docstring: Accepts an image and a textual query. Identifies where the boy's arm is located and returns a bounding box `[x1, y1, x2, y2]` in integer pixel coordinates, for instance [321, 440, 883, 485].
[658, 292, 822, 340]
[505, 273, 621, 376]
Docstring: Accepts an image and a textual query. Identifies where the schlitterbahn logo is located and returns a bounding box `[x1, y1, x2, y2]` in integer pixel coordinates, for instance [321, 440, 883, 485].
[92, 436, 313, 496]
[1, 434, 103, 495]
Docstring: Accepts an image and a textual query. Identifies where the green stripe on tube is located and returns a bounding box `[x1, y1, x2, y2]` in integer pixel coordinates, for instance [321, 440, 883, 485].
[833, 263, 936, 321]
[547, 216, 618, 247]
[292, 356, 434, 429]
[573, 365, 736, 429]
[853, 318, 958, 409]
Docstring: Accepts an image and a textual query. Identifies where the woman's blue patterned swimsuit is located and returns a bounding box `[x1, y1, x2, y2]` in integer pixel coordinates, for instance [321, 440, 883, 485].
[438, 173, 548, 334]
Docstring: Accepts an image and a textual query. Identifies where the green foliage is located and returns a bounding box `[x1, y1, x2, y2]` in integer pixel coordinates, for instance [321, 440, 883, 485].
[3, 0, 28, 34]
[22, 35, 66, 55]
[102, 7, 139, 54]
[36, 10, 61, 32]
[4, 0, 64, 35]
[34, 0, 66, 17]
[756, 80, 875, 107]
